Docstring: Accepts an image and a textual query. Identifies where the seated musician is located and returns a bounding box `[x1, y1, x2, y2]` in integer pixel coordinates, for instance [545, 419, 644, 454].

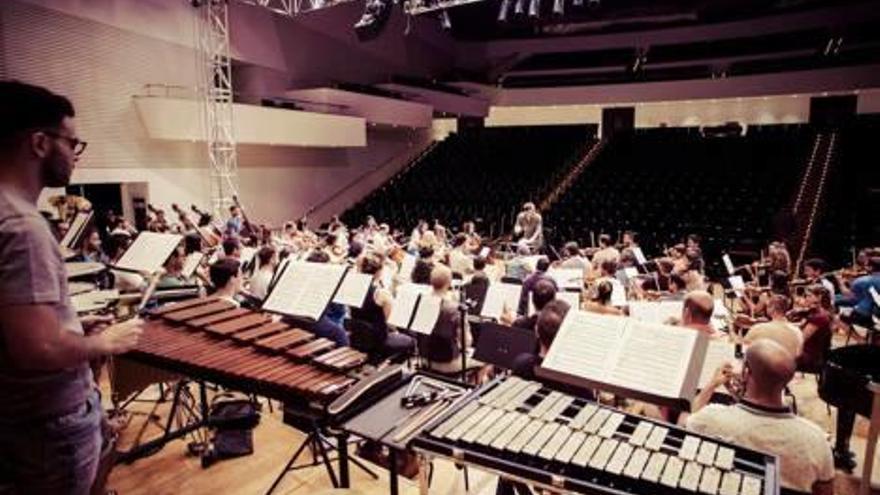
[518, 257, 556, 315]
[248, 246, 277, 301]
[301, 250, 348, 346]
[656, 273, 687, 301]
[688, 339, 834, 495]
[462, 256, 490, 312]
[835, 256, 880, 330]
[208, 258, 243, 307]
[448, 233, 475, 277]
[72, 228, 108, 264]
[583, 280, 623, 316]
[225, 204, 243, 237]
[743, 294, 802, 359]
[503, 278, 556, 330]
[591, 234, 620, 271]
[743, 270, 791, 318]
[794, 285, 833, 374]
[558, 241, 589, 271]
[351, 252, 415, 357]
[419, 265, 479, 374]
[157, 245, 190, 289]
[511, 298, 571, 381]
[802, 258, 836, 298]
[679, 290, 719, 336]
[221, 237, 242, 260]
[410, 245, 435, 285]
[407, 219, 429, 253]
[504, 244, 533, 282]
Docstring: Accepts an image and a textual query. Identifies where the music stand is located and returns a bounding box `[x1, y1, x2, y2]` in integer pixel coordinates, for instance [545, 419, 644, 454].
[473, 322, 537, 371]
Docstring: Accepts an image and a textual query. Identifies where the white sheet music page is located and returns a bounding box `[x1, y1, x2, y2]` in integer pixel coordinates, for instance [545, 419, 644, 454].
[115, 232, 183, 273]
[333, 271, 373, 308]
[239, 247, 257, 267]
[628, 301, 683, 325]
[480, 282, 523, 320]
[542, 310, 628, 382]
[632, 247, 648, 265]
[388, 289, 420, 329]
[410, 294, 443, 335]
[698, 339, 737, 390]
[262, 261, 346, 320]
[609, 320, 698, 398]
[399, 253, 417, 281]
[181, 252, 204, 278]
[609, 278, 628, 307]
[728, 276, 746, 297]
[722, 255, 736, 276]
[547, 267, 583, 290]
[61, 211, 91, 250]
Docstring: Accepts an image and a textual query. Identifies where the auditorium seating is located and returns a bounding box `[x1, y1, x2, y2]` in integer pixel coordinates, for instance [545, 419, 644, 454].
[342, 125, 594, 237]
[544, 124, 814, 271]
[807, 115, 880, 266]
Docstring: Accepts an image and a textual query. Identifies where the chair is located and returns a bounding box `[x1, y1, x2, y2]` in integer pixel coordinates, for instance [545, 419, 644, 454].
[344, 318, 385, 363]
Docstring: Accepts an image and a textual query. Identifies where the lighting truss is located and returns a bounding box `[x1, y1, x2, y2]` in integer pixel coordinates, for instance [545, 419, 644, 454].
[195, 1, 240, 217]
[238, 0, 357, 17]
[403, 0, 489, 16]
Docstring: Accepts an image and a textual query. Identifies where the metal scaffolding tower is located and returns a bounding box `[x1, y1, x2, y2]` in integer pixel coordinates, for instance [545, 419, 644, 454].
[195, 0, 239, 217]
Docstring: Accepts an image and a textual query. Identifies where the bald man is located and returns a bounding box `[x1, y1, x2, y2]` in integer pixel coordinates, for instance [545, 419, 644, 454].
[681, 290, 718, 336]
[687, 340, 834, 495]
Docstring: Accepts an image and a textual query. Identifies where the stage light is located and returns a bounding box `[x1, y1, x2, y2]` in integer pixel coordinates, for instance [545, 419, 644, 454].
[354, 0, 394, 42]
[498, 0, 511, 21]
[528, 0, 541, 18]
[552, 0, 564, 16]
[440, 9, 452, 29]
[514, 0, 526, 16]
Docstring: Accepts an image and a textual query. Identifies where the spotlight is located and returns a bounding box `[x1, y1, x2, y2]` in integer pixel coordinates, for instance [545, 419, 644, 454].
[498, 0, 511, 21]
[439, 9, 452, 29]
[514, 0, 525, 16]
[552, 0, 564, 15]
[528, 0, 541, 17]
[354, 0, 394, 42]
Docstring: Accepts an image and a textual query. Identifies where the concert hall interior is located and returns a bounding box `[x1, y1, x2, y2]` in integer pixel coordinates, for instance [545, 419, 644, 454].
[3, 1, 880, 494]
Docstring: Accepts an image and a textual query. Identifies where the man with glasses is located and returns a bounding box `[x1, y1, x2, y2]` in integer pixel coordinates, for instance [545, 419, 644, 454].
[0, 81, 142, 494]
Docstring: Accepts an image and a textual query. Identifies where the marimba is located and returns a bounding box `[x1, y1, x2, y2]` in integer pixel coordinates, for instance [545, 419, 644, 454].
[127, 297, 369, 407]
[412, 376, 780, 495]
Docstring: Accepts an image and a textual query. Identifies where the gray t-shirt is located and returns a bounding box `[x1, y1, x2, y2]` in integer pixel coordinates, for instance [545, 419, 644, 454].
[0, 186, 92, 421]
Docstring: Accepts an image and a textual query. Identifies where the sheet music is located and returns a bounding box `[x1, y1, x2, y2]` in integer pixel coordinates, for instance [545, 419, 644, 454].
[698, 339, 737, 390]
[609, 278, 627, 307]
[547, 267, 583, 290]
[628, 301, 683, 325]
[624, 267, 639, 279]
[398, 253, 417, 281]
[332, 271, 373, 308]
[728, 276, 745, 297]
[543, 311, 702, 400]
[722, 254, 735, 276]
[523, 255, 548, 272]
[261, 261, 346, 320]
[479, 247, 490, 258]
[410, 294, 442, 335]
[388, 289, 421, 329]
[181, 252, 204, 278]
[609, 320, 698, 398]
[632, 247, 647, 265]
[115, 232, 183, 273]
[61, 211, 92, 250]
[480, 282, 523, 320]
[239, 247, 257, 267]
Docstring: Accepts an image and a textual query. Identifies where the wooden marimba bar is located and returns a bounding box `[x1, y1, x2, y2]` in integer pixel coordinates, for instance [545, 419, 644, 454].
[128, 297, 368, 404]
[412, 376, 780, 495]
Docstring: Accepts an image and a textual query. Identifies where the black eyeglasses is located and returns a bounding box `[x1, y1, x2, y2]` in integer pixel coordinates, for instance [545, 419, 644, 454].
[42, 130, 88, 156]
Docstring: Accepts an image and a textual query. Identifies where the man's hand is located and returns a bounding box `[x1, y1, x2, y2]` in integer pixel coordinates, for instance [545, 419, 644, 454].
[95, 318, 143, 355]
[710, 362, 734, 389]
[80, 313, 114, 333]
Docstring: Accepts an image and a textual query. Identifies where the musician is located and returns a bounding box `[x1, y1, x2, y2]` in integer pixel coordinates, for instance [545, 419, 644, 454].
[208, 258, 242, 306]
[157, 246, 190, 289]
[743, 270, 791, 318]
[461, 220, 481, 251]
[504, 244, 533, 282]
[680, 291, 718, 336]
[0, 81, 142, 494]
[835, 256, 880, 330]
[513, 202, 543, 251]
[411, 246, 435, 285]
[802, 258, 836, 297]
[302, 250, 349, 346]
[147, 207, 169, 233]
[688, 340, 834, 495]
[504, 278, 556, 330]
[248, 246, 277, 301]
[222, 237, 242, 260]
[591, 234, 620, 270]
[225, 205, 243, 237]
[462, 257, 490, 314]
[794, 285, 833, 374]
[743, 295, 802, 359]
[419, 265, 478, 374]
[583, 280, 623, 316]
[73, 228, 108, 264]
[407, 219, 429, 253]
[448, 233, 474, 277]
[518, 258, 556, 316]
[558, 241, 590, 272]
[351, 252, 415, 357]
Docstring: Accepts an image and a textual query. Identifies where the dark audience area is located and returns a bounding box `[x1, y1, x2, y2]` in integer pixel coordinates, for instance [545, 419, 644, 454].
[342, 125, 595, 236]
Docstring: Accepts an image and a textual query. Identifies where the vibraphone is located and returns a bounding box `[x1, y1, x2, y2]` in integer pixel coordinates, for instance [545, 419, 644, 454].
[128, 296, 369, 403]
[412, 376, 779, 495]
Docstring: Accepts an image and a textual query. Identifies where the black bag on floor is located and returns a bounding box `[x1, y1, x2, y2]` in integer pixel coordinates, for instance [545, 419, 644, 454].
[201, 393, 261, 468]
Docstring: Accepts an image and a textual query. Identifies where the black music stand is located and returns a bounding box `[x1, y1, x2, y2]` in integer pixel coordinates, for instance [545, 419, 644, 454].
[473, 322, 537, 371]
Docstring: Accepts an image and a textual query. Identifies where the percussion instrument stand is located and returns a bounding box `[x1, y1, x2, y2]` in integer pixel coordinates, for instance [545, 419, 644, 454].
[117, 379, 209, 464]
[860, 381, 880, 495]
[266, 420, 378, 495]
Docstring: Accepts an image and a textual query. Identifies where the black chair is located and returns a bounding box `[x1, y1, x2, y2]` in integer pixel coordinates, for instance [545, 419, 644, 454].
[344, 318, 385, 363]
